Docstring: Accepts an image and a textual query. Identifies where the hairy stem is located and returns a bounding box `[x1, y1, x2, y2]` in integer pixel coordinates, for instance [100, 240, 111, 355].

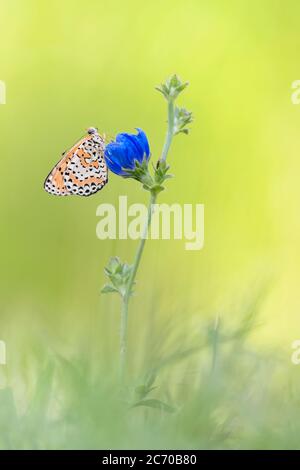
[160, 99, 174, 162]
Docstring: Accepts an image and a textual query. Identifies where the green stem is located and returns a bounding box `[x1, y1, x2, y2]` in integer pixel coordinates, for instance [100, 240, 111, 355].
[120, 192, 157, 382]
[160, 99, 174, 162]
[120, 97, 175, 382]
[119, 296, 129, 383]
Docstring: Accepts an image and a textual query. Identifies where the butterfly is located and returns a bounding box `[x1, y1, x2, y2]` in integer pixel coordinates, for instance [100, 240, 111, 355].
[44, 127, 108, 197]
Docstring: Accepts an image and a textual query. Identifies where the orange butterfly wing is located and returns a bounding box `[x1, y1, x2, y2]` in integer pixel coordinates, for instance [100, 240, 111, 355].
[44, 131, 108, 197]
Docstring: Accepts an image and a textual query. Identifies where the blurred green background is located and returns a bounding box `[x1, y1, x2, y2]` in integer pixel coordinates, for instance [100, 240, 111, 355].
[1, 0, 300, 449]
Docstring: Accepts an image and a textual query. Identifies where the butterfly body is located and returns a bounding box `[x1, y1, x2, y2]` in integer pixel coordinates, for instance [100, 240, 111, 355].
[44, 128, 108, 197]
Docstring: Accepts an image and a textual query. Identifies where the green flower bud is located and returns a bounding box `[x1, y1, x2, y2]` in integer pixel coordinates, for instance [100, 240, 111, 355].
[156, 74, 189, 101]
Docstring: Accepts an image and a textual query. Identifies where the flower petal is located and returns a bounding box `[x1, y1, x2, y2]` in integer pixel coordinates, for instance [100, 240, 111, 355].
[119, 133, 144, 163]
[135, 128, 150, 158]
[105, 144, 126, 175]
[115, 134, 138, 168]
[104, 129, 150, 176]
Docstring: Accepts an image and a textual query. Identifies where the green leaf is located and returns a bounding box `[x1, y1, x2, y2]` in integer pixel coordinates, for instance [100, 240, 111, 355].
[132, 399, 176, 413]
[102, 257, 134, 297]
[173, 107, 193, 135]
[122, 158, 153, 189]
[101, 284, 119, 294]
[135, 385, 157, 400]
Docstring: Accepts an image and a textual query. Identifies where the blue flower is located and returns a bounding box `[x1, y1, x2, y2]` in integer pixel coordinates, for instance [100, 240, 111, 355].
[104, 128, 150, 176]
